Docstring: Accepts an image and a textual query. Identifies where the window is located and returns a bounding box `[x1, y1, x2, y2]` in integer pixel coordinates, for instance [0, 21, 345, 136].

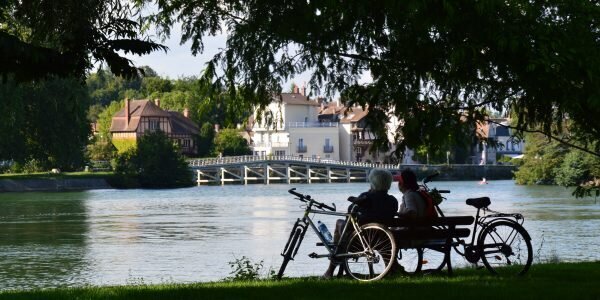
[325, 138, 330, 146]
[298, 138, 304, 146]
[149, 119, 160, 130]
[325, 154, 331, 158]
[274, 150, 286, 156]
[183, 139, 191, 147]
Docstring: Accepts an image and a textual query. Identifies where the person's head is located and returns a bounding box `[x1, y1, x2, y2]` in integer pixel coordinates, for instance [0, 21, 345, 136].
[397, 169, 419, 193]
[368, 169, 393, 192]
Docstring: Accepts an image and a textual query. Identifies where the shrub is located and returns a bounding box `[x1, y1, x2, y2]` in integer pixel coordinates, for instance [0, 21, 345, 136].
[112, 131, 193, 188]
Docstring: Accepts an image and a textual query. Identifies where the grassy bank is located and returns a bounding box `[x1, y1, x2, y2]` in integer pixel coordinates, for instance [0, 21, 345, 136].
[0, 171, 114, 180]
[0, 262, 598, 300]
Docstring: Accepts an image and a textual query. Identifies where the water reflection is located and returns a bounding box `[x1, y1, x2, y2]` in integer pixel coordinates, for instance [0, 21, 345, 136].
[0, 181, 598, 290]
[0, 192, 90, 290]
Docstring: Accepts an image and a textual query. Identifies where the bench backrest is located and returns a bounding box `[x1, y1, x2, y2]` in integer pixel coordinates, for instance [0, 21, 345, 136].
[386, 216, 474, 227]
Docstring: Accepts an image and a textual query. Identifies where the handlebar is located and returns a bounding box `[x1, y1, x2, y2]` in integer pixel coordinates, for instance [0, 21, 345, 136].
[288, 188, 336, 211]
[423, 172, 440, 184]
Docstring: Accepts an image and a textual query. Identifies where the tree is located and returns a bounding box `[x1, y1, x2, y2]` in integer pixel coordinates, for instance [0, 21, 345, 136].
[198, 122, 215, 157]
[213, 129, 251, 156]
[145, 0, 600, 159]
[0, 76, 90, 170]
[112, 131, 193, 188]
[1, 0, 167, 81]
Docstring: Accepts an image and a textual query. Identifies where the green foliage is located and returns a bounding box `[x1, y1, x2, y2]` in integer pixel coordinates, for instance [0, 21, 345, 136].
[1, 1, 167, 81]
[198, 122, 216, 157]
[225, 256, 274, 281]
[514, 133, 566, 185]
[86, 140, 117, 161]
[112, 131, 193, 188]
[213, 129, 251, 156]
[145, 0, 600, 158]
[555, 152, 587, 187]
[112, 139, 137, 154]
[0, 76, 90, 171]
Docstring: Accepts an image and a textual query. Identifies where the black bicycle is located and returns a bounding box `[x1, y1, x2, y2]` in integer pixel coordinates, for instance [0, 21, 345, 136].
[277, 188, 397, 281]
[397, 173, 533, 276]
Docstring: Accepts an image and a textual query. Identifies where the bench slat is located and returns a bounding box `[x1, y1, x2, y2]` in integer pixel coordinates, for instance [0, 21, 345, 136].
[386, 216, 474, 227]
[392, 228, 471, 240]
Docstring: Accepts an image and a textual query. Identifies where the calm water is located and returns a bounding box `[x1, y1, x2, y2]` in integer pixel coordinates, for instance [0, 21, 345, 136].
[0, 181, 598, 290]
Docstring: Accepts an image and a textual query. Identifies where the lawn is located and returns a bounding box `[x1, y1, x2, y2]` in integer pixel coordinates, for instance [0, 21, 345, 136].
[0, 171, 114, 180]
[0, 262, 598, 300]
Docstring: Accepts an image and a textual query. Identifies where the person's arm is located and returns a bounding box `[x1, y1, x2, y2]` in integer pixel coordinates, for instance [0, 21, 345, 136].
[397, 192, 418, 219]
[347, 191, 369, 206]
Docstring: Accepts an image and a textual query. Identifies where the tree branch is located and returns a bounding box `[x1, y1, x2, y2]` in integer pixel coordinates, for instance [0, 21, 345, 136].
[486, 119, 600, 158]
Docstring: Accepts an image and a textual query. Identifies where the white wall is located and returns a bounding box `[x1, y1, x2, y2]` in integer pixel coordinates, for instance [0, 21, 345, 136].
[289, 127, 340, 160]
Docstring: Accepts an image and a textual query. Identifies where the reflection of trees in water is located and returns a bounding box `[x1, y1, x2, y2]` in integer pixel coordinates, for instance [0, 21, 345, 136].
[0, 192, 89, 289]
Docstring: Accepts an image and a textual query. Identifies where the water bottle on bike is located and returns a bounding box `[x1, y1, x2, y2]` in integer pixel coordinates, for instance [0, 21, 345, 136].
[317, 221, 333, 243]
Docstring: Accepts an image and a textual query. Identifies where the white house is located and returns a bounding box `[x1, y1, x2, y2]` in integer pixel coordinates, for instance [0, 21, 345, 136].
[250, 89, 416, 164]
[251, 90, 340, 160]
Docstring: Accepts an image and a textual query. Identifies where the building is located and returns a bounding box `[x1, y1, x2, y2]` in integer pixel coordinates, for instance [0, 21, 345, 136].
[473, 118, 525, 164]
[251, 89, 340, 160]
[110, 99, 200, 155]
[250, 87, 414, 163]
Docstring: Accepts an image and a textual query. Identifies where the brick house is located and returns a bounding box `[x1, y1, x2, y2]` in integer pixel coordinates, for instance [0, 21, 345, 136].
[110, 99, 199, 156]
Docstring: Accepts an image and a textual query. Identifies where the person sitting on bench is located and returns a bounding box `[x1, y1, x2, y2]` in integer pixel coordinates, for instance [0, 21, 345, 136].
[322, 169, 398, 279]
[396, 169, 426, 219]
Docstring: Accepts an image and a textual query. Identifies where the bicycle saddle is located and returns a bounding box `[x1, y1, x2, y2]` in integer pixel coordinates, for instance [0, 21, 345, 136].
[465, 197, 491, 209]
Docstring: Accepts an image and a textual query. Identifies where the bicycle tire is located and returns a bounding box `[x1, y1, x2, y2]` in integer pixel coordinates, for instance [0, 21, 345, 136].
[277, 226, 303, 279]
[477, 220, 532, 276]
[344, 223, 397, 281]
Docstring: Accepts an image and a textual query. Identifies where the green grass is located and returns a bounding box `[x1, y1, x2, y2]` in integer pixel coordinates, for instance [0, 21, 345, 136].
[0, 171, 114, 180]
[0, 262, 598, 300]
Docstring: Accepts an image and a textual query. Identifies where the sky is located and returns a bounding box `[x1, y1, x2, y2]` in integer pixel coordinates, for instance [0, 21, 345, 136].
[124, 27, 315, 91]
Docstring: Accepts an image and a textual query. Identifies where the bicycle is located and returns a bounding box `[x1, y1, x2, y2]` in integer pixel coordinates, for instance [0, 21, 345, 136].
[277, 188, 397, 281]
[400, 173, 533, 276]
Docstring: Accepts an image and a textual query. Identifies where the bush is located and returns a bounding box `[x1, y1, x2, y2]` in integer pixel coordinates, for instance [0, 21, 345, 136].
[224, 256, 274, 281]
[22, 158, 45, 173]
[112, 131, 193, 188]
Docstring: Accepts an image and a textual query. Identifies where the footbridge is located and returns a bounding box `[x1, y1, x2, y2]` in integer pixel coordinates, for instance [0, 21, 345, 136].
[188, 155, 399, 185]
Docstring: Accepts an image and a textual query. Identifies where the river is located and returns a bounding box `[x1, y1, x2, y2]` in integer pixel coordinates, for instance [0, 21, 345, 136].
[0, 180, 598, 290]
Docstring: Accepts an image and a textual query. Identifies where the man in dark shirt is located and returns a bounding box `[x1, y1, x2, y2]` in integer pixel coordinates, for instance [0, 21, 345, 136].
[322, 169, 398, 278]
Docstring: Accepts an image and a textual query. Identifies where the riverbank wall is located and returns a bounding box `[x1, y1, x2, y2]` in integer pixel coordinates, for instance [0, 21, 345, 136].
[405, 165, 516, 181]
[0, 178, 112, 192]
[0, 165, 516, 191]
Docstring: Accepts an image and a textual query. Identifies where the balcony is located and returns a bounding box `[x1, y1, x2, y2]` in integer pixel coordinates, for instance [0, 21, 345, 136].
[353, 139, 374, 145]
[288, 122, 338, 128]
[323, 145, 334, 153]
[297, 145, 307, 153]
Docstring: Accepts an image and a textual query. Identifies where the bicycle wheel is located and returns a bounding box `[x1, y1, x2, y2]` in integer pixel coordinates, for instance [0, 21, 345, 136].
[478, 220, 532, 276]
[344, 223, 397, 281]
[397, 248, 422, 274]
[277, 226, 303, 279]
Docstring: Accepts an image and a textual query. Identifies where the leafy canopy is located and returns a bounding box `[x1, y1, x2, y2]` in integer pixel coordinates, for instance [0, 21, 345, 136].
[1, 0, 167, 81]
[144, 0, 600, 157]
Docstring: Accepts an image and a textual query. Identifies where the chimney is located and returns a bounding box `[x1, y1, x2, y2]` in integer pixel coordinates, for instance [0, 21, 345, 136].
[183, 108, 189, 118]
[301, 82, 306, 96]
[154, 98, 160, 107]
[293, 84, 299, 94]
[125, 98, 130, 126]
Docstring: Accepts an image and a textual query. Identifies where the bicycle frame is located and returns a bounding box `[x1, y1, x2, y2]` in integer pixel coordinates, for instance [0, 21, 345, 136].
[278, 189, 381, 279]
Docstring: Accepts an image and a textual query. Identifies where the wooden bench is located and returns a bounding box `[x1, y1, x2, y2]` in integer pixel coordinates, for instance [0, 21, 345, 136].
[386, 216, 475, 275]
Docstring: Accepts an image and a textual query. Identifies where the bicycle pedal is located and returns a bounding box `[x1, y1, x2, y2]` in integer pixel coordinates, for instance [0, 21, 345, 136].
[316, 242, 324, 246]
[308, 252, 319, 258]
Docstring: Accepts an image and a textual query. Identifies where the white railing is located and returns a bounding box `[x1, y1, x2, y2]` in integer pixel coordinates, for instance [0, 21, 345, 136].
[288, 122, 338, 128]
[188, 155, 401, 169]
